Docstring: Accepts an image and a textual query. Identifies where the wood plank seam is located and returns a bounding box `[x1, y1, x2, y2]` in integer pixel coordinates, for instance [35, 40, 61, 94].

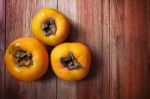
[4, 0, 6, 98]
[56, 1, 58, 99]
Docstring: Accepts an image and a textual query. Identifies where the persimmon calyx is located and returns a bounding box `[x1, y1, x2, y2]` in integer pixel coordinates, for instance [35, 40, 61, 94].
[42, 17, 57, 36]
[14, 50, 33, 67]
[60, 52, 83, 70]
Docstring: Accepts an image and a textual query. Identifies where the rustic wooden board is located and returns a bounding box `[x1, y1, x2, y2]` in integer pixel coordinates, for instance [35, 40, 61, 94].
[5, 0, 57, 99]
[110, 0, 150, 99]
[0, 0, 150, 99]
[0, 0, 5, 99]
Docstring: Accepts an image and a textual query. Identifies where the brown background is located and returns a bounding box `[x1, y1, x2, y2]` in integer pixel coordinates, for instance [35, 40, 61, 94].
[0, 0, 150, 99]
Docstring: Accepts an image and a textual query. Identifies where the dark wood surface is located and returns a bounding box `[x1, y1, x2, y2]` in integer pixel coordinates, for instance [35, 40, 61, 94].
[0, 0, 150, 99]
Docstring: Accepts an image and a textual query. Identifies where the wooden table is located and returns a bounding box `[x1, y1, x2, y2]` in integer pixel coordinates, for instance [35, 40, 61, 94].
[0, 0, 150, 99]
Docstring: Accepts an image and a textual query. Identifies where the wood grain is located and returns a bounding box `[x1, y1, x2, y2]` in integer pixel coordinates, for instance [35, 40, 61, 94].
[0, 0, 5, 99]
[148, 0, 150, 58]
[57, 0, 78, 99]
[110, 0, 125, 98]
[6, 0, 57, 99]
[147, 0, 150, 97]
[0, 0, 149, 99]
[110, 0, 150, 99]
[76, 0, 109, 99]
[124, 0, 149, 98]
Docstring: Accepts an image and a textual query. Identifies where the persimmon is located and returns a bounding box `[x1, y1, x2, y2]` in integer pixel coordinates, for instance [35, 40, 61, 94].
[51, 43, 91, 81]
[4, 37, 48, 81]
[31, 8, 70, 46]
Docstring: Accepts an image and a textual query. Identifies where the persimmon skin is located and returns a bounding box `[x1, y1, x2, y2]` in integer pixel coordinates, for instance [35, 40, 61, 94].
[51, 43, 91, 81]
[4, 37, 49, 81]
[31, 8, 70, 46]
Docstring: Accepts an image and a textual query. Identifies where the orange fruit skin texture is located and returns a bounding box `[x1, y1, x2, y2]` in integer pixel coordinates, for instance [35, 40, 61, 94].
[51, 43, 91, 81]
[32, 8, 70, 46]
[4, 37, 49, 81]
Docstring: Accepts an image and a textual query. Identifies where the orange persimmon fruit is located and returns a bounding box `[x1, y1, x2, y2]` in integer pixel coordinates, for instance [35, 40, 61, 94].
[31, 8, 70, 46]
[4, 37, 49, 81]
[51, 43, 91, 81]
